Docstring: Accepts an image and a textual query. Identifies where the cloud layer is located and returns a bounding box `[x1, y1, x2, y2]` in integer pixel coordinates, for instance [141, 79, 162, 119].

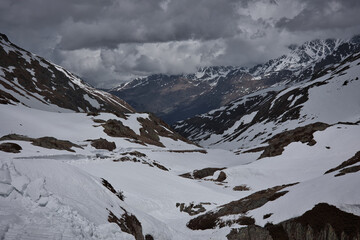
[1, 0, 360, 88]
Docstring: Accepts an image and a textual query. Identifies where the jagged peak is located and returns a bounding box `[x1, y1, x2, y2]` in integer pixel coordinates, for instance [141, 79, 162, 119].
[0, 33, 10, 43]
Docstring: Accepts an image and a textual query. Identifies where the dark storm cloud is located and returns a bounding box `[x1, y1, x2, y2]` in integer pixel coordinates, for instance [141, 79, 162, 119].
[1, 0, 360, 88]
[276, 0, 360, 32]
[0, 0, 242, 50]
[59, 0, 243, 50]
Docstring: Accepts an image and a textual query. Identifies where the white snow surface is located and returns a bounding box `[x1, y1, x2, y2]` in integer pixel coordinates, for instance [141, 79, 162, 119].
[0, 103, 244, 239]
[1, 89, 360, 239]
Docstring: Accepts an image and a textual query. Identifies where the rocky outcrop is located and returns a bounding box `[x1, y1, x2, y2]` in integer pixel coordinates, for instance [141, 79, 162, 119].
[226, 203, 360, 240]
[101, 113, 195, 148]
[227, 225, 273, 240]
[89, 138, 116, 151]
[179, 167, 226, 180]
[259, 122, 330, 159]
[108, 210, 145, 240]
[325, 151, 360, 175]
[187, 183, 297, 230]
[0, 142, 22, 153]
[176, 202, 211, 216]
[0, 134, 82, 152]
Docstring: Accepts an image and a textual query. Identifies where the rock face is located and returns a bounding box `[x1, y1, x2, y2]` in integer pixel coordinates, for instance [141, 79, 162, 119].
[90, 138, 116, 151]
[0, 142, 22, 153]
[0, 134, 82, 152]
[179, 167, 226, 180]
[187, 183, 296, 230]
[227, 226, 273, 240]
[101, 113, 192, 148]
[226, 203, 360, 240]
[111, 36, 360, 124]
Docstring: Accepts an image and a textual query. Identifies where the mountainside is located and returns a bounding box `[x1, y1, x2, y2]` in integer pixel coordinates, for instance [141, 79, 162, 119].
[0, 34, 134, 114]
[171, 46, 360, 238]
[110, 36, 360, 124]
[1, 34, 360, 240]
[175, 47, 360, 151]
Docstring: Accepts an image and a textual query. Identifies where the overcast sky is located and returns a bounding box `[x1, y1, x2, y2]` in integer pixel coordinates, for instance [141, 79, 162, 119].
[1, 0, 360, 88]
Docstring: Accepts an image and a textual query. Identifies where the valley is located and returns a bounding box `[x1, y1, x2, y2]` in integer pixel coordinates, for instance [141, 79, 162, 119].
[1, 33, 360, 240]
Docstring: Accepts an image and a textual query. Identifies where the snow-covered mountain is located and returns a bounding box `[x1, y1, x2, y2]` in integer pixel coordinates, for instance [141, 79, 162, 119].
[174, 50, 360, 151]
[1, 33, 360, 239]
[110, 36, 360, 124]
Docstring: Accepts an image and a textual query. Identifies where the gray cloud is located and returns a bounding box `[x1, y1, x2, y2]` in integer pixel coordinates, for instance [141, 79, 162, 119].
[1, 0, 360, 88]
[276, 0, 360, 33]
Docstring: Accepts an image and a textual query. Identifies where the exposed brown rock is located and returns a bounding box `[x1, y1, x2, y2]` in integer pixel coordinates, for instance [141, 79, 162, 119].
[187, 183, 297, 230]
[259, 122, 330, 159]
[0, 134, 32, 142]
[178, 172, 193, 179]
[122, 151, 147, 158]
[138, 113, 195, 145]
[0, 134, 82, 152]
[227, 203, 360, 240]
[101, 119, 165, 147]
[101, 178, 125, 201]
[114, 156, 140, 163]
[0, 142, 22, 153]
[101, 178, 117, 194]
[32, 137, 81, 152]
[193, 167, 226, 179]
[102, 119, 138, 138]
[145, 235, 154, 240]
[219, 216, 255, 228]
[153, 162, 169, 171]
[89, 138, 116, 151]
[263, 213, 273, 219]
[243, 146, 267, 154]
[92, 118, 106, 124]
[114, 151, 169, 171]
[176, 202, 210, 216]
[233, 185, 251, 191]
[167, 149, 207, 154]
[87, 112, 100, 116]
[216, 171, 227, 182]
[108, 209, 144, 240]
[325, 151, 360, 175]
[179, 167, 226, 180]
[227, 225, 273, 240]
[335, 165, 360, 177]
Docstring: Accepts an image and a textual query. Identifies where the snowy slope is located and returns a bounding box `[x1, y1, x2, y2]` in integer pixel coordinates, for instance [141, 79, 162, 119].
[0, 103, 247, 240]
[172, 51, 360, 238]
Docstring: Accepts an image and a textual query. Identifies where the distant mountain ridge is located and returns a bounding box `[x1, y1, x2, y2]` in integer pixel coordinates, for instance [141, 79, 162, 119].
[110, 35, 360, 124]
[174, 49, 360, 151]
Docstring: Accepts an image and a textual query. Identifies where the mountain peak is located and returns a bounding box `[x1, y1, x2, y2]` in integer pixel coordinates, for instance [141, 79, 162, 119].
[0, 33, 9, 43]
